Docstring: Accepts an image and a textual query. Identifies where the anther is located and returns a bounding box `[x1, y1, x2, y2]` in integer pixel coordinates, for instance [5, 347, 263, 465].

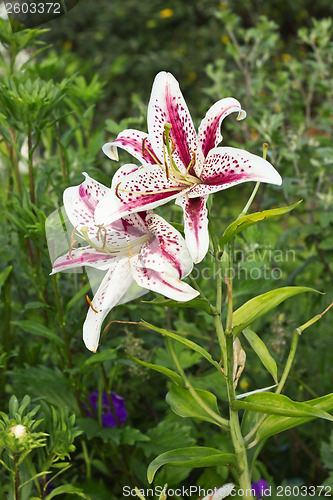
[85, 294, 99, 313]
[69, 225, 78, 258]
[115, 182, 123, 200]
[142, 137, 147, 157]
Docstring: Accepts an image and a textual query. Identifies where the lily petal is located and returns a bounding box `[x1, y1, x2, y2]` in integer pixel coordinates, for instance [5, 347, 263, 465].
[176, 194, 209, 264]
[51, 247, 118, 274]
[63, 173, 109, 229]
[188, 146, 282, 198]
[103, 130, 158, 166]
[148, 71, 200, 174]
[197, 97, 246, 163]
[137, 212, 194, 278]
[95, 164, 187, 225]
[131, 257, 199, 302]
[83, 259, 133, 352]
[201, 483, 235, 500]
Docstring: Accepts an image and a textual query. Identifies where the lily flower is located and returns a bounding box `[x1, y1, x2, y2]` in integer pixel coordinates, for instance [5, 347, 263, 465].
[98, 71, 282, 263]
[201, 484, 235, 500]
[50, 173, 198, 352]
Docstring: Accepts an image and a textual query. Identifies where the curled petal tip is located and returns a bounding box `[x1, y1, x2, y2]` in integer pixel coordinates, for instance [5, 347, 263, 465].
[236, 109, 247, 121]
[102, 143, 119, 161]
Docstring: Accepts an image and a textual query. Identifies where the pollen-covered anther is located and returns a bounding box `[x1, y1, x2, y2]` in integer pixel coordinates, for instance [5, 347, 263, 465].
[115, 182, 123, 201]
[85, 294, 99, 313]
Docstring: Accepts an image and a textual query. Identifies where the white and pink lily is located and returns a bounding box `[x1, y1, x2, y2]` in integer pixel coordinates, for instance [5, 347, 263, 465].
[98, 71, 282, 263]
[50, 173, 198, 352]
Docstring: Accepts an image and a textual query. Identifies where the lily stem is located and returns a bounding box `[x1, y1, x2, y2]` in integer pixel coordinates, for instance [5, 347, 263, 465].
[165, 337, 229, 430]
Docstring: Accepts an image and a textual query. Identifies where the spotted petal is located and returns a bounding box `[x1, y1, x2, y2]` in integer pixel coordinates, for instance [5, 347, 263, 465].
[95, 164, 188, 225]
[83, 259, 133, 352]
[188, 146, 282, 198]
[137, 212, 194, 278]
[197, 97, 246, 171]
[51, 247, 118, 273]
[148, 71, 202, 174]
[131, 256, 199, 302]
[176, 194, 209, 264]
[63, 173, 109, 230]
[103, 130, 158, 166]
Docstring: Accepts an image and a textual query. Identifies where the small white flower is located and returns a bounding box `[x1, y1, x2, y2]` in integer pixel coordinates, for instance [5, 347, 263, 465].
[9, 424, 27, 440]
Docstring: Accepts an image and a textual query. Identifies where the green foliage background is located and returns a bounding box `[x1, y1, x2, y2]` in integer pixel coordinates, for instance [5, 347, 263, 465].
[0, 0, 332, 497]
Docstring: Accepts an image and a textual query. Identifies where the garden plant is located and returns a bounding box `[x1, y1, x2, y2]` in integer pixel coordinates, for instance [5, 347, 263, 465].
[0, 1, 332, 499]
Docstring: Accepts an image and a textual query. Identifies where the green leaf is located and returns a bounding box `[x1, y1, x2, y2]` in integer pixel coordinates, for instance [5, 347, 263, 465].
[242, 328, 277, 382]
[0, 265, 12, 292]
[83, 349, 117, 367]
[12, 320, 65, 346]
[147, 447, 236, 483]
[142, 296, 214, 315]
[255, 394, 333, 442]
[232, 393, 333, 421]
[233, 287, 320, 336]
[127, 353, 182, 386]
[120, 426, 150, 445]
[166, 385, 221, 425]
[141, 420, 196, 457]
[219, 201, 302, 246]
[142, 322, 220, 370]
[45, 484, 89, 499]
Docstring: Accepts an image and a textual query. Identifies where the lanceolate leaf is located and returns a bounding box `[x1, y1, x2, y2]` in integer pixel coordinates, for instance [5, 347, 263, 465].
[147, 447, 236, 483]
[141, 321, 221, 370]
[232, 393, 333, 422]
[12, 320, 65, 346]
[127, 353, 182, 386]
[242, 328, 278, 382]
[254, 393, 333, 442]
[166, 385, 221, 425]
[142, 296, 214, 315]
[219, 201, 302, 246]
[233, 287, 320, 336]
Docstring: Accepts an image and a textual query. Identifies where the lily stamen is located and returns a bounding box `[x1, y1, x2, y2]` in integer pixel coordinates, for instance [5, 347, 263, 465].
[69, 225, 78, 258]
[85, 294, 98, 313]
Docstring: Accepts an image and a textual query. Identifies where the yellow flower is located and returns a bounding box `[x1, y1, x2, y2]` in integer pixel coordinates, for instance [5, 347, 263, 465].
[220, 34, 230, 44]
[240, 379, 249, 391]
[281, 53, 292, 62]
[159, 8, 173, 19]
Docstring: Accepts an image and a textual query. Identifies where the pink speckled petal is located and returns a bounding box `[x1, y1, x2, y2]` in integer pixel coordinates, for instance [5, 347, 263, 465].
[83, 259, 133, 352]
[136, 212, 193, 278]
[197, 98, 246, 164]
[175, 194, 209, 264]
[95, 164, 188, 225]
[103, 130, 159, 166]
[131, 257, 199, 302]
[51, 247, 118, 274]
[147, 71, 201, 174]
[63, 173, 109, 230]
[188, 146, 282, 198]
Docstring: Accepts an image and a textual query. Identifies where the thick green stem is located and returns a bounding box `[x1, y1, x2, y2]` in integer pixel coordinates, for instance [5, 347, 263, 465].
[14, 454, 20, 500]
[225, 334, 253, 496]
[223, 234, 252, 495]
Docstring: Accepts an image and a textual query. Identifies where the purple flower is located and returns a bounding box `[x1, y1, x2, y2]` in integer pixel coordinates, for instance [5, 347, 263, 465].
[87, 390, 128, 427]
[252, 480, 269, 499]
